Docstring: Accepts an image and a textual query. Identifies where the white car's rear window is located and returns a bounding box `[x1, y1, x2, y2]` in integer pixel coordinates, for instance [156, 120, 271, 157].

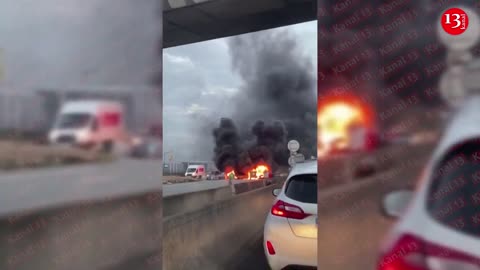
[285, 173, 317, 204]
[427, 140, 480, 236]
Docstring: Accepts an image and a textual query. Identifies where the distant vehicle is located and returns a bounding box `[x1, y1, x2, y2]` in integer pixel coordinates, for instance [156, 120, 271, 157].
[409, 131, 438, 145]
[48, 100, 126, 152]
[264, 160, 317, 270]
[390, 135, 410, 145]
[129, 136, 161, 159]
[377, 96, 480, 270]
[129, 125, 162, 159]
[206, 170, 224, 180]
[382, 129, 410, 145]
[185, 165, 206, 179]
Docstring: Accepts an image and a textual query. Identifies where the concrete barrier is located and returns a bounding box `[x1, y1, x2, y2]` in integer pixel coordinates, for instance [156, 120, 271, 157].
[163, 184, 278, 270]
[163, 175, 203, 184]
[163, 186, 232, 217]
[233, 179, 266, 194]
[318, 144, 434, 189]
[317, 144, 434, 213]
[0, 191, 162, 270]
[232, 177, 282, 195]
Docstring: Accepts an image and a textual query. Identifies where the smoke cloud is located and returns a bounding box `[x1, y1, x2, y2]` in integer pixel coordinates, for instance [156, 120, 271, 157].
[213, 28, 316, 173]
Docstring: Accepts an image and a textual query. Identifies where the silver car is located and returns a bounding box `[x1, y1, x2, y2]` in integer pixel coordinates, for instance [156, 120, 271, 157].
[206, 170, 225, 180]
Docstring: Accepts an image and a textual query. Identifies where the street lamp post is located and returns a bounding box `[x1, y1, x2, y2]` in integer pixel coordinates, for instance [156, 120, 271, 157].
[163, 151, 174, 174]
[437, 6, 480, 108]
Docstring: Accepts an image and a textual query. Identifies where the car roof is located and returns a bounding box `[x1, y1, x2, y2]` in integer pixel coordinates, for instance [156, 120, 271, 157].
[287, 160, 317, 178]
[431, 95, 480, 163]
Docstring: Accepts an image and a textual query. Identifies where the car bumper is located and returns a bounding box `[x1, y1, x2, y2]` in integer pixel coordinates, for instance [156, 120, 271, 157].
[264, 215, 317, 270]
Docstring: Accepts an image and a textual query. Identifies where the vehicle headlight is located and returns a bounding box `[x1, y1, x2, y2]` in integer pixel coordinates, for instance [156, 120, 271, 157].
[132, 137, 143, 146]
[48, 132, 56, 142]
[76, 130, 90, 142]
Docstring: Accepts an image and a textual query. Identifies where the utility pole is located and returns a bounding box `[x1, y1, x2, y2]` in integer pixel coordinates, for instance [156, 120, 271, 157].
[163, 151, 174, 174]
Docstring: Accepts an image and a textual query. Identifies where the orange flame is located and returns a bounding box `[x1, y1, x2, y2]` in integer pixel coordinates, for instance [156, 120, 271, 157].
[224, 167, 237, 180]
[318, 95, 373, 156]
[247, 164, 270, 180]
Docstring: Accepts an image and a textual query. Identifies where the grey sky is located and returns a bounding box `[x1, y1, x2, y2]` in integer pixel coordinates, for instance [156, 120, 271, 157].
[163, 21, 317, 162]
[0, 0, 161, 90]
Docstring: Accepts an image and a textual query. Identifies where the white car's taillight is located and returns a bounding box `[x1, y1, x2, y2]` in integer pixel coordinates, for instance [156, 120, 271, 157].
[377, 233, 480, 270]
[271, 200, 310, 220]
[377, 234, 428, 270]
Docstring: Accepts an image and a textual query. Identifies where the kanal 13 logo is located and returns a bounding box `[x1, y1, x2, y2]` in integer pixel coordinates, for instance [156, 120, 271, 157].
[441, 7, 469, 35]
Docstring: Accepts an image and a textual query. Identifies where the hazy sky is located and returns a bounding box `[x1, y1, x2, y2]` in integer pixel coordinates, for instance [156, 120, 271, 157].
[0, 0, 161, 90]
[163, 21, 317, 162]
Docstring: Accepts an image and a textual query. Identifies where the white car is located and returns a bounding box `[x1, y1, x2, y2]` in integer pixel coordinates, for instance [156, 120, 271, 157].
[263, 160, 317, 270]
[378, 96, 480, 270]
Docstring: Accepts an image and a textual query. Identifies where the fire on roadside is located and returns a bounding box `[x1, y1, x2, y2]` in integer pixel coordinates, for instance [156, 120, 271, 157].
[247, 164, 270, 180]
[317, 95, 374, 156]
[224, 164, 270, 180]
[224, 167, 237, 180]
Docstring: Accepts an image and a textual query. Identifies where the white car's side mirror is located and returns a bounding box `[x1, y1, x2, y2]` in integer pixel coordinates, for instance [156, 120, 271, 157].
[272, 189, 281, 197]
[381, 190, 414, 219]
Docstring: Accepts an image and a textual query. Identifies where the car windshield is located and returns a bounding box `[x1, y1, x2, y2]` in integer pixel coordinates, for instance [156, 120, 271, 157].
[56, 113, 91, 129]
[285, 173, 317, 204]
[427, 140, 480, 236]
[186, 168, 196, 173]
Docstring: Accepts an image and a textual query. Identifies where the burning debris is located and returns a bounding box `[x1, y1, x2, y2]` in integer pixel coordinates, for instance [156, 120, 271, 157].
[225, 166, 237, 180]
[317, 93, 377, 156]
[212, 28, 316, 178]
[224, 164, 270, 180]
[247, 164, 270, 180]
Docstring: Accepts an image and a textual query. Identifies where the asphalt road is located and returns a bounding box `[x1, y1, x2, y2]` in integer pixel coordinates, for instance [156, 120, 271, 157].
[227, 232, 269, 270]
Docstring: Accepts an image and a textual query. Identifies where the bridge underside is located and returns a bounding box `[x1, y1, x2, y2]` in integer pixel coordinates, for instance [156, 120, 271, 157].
[163, 0, 316, 48]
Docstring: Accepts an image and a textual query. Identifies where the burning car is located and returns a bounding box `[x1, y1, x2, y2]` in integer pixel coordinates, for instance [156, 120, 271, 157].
[317, 94, 377, 156]
[224, 164, 272, 181]
[248, 164, 270, 180]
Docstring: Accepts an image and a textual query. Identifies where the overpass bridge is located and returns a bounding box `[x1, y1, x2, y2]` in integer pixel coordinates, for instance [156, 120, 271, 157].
[163, 0, 316, 48]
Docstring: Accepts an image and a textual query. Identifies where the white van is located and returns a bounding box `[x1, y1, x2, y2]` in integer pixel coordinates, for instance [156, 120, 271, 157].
[48, 100, 126, 152]
[185, 165, 206, 179]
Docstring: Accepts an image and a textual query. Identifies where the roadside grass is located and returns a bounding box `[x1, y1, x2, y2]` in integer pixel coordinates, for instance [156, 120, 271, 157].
[0, 141, 115, 171]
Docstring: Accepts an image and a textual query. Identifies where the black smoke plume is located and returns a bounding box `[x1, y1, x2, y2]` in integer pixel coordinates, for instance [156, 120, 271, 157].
[213, 28, 316, 173]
